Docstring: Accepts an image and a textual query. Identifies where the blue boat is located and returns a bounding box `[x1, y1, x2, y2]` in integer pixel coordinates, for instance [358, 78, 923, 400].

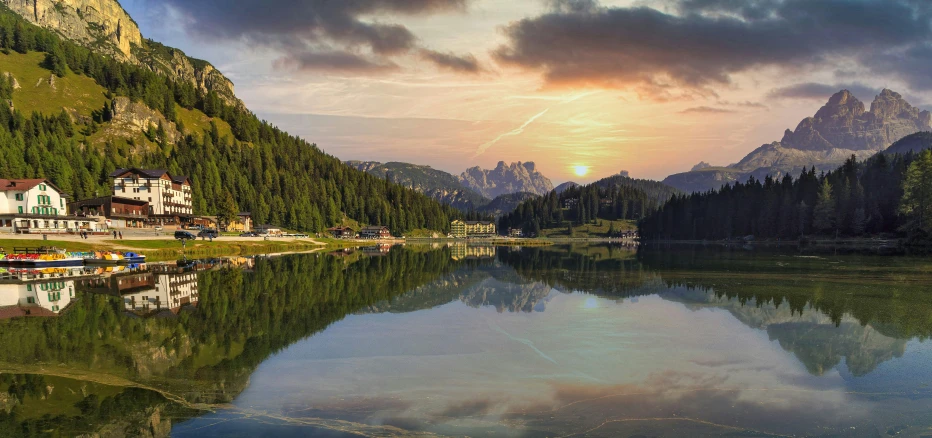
[122, 252, 147, 264]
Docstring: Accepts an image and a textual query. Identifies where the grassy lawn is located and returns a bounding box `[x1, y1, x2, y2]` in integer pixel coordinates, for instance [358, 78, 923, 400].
[539, 219, 637, 238]
[2, 51, 107, 117]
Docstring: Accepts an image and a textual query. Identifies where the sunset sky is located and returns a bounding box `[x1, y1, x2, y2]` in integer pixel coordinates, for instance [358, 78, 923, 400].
[122, 0, 932, 184]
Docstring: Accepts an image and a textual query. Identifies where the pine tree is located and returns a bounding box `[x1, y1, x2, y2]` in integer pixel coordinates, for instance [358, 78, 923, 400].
[813, 179, 836, 234]
[900, 149, 932, 233]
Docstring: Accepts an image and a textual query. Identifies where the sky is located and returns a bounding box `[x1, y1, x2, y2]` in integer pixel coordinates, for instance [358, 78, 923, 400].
[121, 0, 932, 184]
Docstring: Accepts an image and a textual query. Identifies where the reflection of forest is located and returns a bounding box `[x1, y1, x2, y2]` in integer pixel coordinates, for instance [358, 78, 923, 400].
[1, 244, 931, 435]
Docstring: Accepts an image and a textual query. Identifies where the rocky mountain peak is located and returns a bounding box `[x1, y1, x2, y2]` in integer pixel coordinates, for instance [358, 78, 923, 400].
[812, 89, 865, 122]
[459, 161, 554, 199]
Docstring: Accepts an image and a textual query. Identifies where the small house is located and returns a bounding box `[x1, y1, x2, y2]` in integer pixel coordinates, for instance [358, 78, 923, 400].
[359, 226, 391, 239]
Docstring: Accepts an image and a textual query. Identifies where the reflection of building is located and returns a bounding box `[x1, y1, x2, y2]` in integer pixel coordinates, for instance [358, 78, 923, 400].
[122, 272, 199, 316]
[0, 280, 76, 319]
[360, 244, 392, 256]
[450, 220, 496, 238]
[81, 270, 156, 296]
[449, 244, 497, 260]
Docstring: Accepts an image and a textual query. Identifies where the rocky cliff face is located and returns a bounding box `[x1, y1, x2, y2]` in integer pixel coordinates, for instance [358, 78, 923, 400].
[459, 161, 554, 199]
[1, 0, 239, 105]
[3, 0, 141, 59]
[664, 89, 932, 193]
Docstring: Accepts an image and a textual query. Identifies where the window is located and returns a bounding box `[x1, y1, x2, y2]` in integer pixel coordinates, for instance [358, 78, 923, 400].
[38, 184, 46, 191]
[14, 193, 22, 201]
[60, 199, 63, 207]
[17, 206, 23, 214]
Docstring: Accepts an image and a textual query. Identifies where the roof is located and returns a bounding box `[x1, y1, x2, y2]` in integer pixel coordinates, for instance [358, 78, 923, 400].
[237, 212, 252, 217]
[110, 168, 170, 179]
[70, 196, 149, 206]
[0, 178, 62, 193]
[360, 226, 389, 231]
[465, 221, 495, 225]
[171, 175, 190, 184]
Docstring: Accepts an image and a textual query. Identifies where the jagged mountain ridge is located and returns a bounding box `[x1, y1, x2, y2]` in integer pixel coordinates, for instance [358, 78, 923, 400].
[347, 160, 554, 214]
[460, 161, 554, 199]
[346, 160, 489, 211]
[1, 0, 238, 105]
[664, 89, 932, 193]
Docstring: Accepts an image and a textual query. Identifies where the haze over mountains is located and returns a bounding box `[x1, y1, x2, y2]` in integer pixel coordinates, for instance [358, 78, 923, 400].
[346, 160, 554, 214]
[664, 89, 932, 193]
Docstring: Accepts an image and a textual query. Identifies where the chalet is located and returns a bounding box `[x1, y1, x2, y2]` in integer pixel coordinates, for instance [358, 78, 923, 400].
[562, 198, 579, 209]
[0, 179, 82, 234]
[450, 220, 496, 238]
[192, 216, 218, 229]
[227, 212, 252, 232]
[109, 168, 193, 225]
[508, 228, 524, 238]
[69, 196, 149, 228]
[327, 226, 355, 238]
[359, 226, 391, 239]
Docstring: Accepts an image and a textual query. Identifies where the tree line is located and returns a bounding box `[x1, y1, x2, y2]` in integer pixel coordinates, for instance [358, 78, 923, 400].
[498, 179, 661, 236]
[0, 9, 460, 233]
[639, 149, 932, 242]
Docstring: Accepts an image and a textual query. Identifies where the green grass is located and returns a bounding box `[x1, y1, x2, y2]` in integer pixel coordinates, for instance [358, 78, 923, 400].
[539, 219, 637, 238]
[1, 51, 107, 117]
[176, 104, 235, 139]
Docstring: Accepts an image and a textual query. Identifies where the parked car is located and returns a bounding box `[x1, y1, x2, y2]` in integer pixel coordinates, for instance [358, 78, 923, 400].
[239, 232, 258, 237]
[174, 230, 196, 240]
[154, 226, 164, 232]
[198, 229, 220, 239]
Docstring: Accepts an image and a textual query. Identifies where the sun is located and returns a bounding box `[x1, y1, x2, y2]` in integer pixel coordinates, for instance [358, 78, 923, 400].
[573, 165, 590, 177]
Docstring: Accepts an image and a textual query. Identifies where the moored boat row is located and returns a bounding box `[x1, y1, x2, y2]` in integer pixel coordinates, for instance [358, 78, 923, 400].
[0, 248, 146, 267]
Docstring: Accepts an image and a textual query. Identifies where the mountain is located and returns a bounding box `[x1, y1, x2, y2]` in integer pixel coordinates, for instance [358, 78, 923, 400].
[346, 161, 489, 210]
[664, 89, 932, 193]
[477, 192, 539, 216]
[460, 161, 554, 199]
[1, 0, 238, 105]
[0, 5, 461, 234]
[885, 131, 932, 155]
[555, 181, 579, 193]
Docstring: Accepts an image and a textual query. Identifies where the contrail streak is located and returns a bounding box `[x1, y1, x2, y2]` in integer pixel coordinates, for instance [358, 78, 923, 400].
[474, 108, 550, 157]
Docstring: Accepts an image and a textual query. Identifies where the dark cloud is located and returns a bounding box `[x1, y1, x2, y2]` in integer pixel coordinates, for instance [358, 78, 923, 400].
[420, 49, 481, 74]
[157, 0, 474, 74]
[767, 83, 880, 102]
[273, 50, 398, 73]
[680, 106, 736, 114]
[493, 0, 932, 97]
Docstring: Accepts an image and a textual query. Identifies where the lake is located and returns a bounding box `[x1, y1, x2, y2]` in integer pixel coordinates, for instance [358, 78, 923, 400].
[2, 244, 932, 436]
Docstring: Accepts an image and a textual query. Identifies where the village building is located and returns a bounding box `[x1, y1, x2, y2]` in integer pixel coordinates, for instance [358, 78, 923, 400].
[450, 220, 497, 238]
[226, 212, 252, 232]
[0, 178, 90, 234]
[327, 226, 356, 238]
[192, 216, 218, 229]
[359, 226, 391, 239]
[109, 168, 193, 225]
[69, 196, 149, 228]
[256, 225, 284, 236]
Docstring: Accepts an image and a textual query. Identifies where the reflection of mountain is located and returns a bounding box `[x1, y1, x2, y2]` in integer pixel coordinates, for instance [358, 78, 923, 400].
[366, 262, 554, 314]
[659, 283, 908, 376]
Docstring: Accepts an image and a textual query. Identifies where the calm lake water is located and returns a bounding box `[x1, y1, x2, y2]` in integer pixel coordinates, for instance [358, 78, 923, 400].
[2, 244, 932, 436]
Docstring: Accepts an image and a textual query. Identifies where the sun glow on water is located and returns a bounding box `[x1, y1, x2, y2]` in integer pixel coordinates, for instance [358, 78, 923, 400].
[573, 165, 590, 177]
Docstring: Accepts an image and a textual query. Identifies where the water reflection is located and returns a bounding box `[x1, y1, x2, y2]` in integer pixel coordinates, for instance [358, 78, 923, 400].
[0, 245, 930, 436]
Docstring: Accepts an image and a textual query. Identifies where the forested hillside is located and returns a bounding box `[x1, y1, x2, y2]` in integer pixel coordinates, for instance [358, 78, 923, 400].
[640, 148, 932, 241]
[0, 7, 459, 234]
[498, 177, 669, 236]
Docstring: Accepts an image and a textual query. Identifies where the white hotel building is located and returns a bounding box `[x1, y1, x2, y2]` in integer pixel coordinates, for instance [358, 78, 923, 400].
[110, 168, 193, 225]
[0, 280, 76, 319]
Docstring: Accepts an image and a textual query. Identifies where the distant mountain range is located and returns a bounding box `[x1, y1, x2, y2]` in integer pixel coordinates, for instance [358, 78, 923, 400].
[664, 89, 932, 193]
[346, 160, 553, 215]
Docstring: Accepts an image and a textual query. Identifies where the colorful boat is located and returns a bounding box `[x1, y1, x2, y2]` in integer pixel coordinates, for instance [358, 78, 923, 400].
[122, 252, 147, 264]
[85, 251, 125, 265]
[2, 253, 85, 267]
